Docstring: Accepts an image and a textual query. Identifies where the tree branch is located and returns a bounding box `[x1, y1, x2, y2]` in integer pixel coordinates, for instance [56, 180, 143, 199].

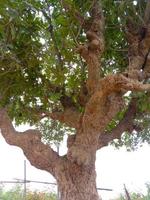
[42, 9, 64, 70]
[97, 98, 137, 149]
[77, 0, 105, 95]
[48, 108, 82, 129]
[61, 0, 105, 95]
[66, 74, 150, 165]
[83, 74, 150, 133]
[142, 50, 150, 78]
[125, 17, 150, 80]
[67, 98, 139, 150]
[0, 109, 61, 177]
[21, 105, 81, 129]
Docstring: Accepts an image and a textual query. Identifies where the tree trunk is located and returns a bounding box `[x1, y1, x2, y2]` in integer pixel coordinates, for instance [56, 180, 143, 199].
[56, 160, 101, 200]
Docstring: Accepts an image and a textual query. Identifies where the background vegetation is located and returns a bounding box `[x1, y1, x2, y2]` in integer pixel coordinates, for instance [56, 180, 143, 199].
[1, 183, 150, 200]
[114, 183, 150, 200]
[0, 185, 56, 200]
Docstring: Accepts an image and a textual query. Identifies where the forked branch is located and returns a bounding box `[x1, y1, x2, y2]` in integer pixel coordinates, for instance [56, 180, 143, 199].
[83, 74, 150, 133]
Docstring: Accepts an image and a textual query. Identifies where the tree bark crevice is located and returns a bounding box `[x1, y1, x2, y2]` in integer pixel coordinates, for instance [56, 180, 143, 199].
[56, 159, 100, 200]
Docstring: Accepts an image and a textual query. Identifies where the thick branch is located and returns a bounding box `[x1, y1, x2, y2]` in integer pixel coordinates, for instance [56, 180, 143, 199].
[22, 97, 81, 129]
[48, 95, 81, 128]
[125, 18, 150, 79]
[0, 109, 61, 177]
[97, 99, 137, 149]
[77, 0, 104, 95]
[143, 50, 150, 78]
[22, 105, 81, 129]
[66, 74, 150, 165]
[83, 74, 150, 133]
[48, 108, 81, 129]
[67, 99, 139, 150]
[61, 0, 105, 95]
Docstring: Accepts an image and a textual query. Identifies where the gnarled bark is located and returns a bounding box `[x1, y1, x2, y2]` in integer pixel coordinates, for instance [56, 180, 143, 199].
[56, 159, 100, 200]
[66, 74, 150, 165]
[77, 0, 104, 95]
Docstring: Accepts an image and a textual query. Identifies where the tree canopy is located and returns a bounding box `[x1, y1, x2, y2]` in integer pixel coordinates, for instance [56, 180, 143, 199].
[1, 0, 150, 150]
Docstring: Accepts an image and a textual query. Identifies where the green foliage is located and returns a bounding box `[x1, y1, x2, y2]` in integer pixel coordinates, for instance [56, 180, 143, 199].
[106, 109, 126, 132]
[0, 0, 85, 124]
[0, 185, 56, 200]
[114, 183, 150, 200]
[0, 0, 142, 118]
[37, 118, 74, 144]
[0, 0, 150, 147]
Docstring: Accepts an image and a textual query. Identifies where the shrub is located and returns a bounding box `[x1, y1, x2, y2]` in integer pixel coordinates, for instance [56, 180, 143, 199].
[0, 185, 56, 200]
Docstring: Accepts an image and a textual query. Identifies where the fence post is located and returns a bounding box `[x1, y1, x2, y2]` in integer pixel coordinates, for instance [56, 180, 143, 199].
[124, 184, 131, 200]
[23, 160, 27, 200]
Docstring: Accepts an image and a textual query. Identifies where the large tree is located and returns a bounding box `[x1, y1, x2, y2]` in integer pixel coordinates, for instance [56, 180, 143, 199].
[1, 0, 150, 199]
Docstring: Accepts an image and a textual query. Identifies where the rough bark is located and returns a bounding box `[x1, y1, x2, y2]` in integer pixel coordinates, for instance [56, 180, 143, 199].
[77, 0, 104, 95]
[48, 108, 81, 129]
[0, 109, 62, 177]
[56, 158, 100, 200]
[67, 98, 138, 150]
[126, 17, 150, 80]
[67, 74, 150, 166]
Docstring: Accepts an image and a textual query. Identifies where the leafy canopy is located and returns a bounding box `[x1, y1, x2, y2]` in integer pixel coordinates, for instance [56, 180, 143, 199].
[0, 0, 150, 149]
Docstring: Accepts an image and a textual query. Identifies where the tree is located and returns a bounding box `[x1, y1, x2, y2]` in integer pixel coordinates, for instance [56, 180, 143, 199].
[1, 0, 150, 199]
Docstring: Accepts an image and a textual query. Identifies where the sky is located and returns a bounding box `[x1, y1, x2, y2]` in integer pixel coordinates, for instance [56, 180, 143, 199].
[0, 129, 150, 200]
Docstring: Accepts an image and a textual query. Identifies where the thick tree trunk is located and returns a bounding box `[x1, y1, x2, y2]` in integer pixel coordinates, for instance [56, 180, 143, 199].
[56, 160, 100, 200]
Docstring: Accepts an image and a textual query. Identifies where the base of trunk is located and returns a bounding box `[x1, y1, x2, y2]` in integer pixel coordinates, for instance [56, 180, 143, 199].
[56, 161, 101, 200]
[60, 187, 100, 200]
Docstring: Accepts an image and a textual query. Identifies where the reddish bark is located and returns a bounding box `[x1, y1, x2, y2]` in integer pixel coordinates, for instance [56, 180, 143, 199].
[56, 160, 100, 200]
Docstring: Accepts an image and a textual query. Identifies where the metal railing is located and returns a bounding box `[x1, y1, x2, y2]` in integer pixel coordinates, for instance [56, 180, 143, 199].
[0, 160, 113, 200]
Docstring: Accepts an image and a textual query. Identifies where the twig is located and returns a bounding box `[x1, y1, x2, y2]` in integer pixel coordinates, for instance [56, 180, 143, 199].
[42, 9, 64, 70]
[60, 0, 85, 27]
